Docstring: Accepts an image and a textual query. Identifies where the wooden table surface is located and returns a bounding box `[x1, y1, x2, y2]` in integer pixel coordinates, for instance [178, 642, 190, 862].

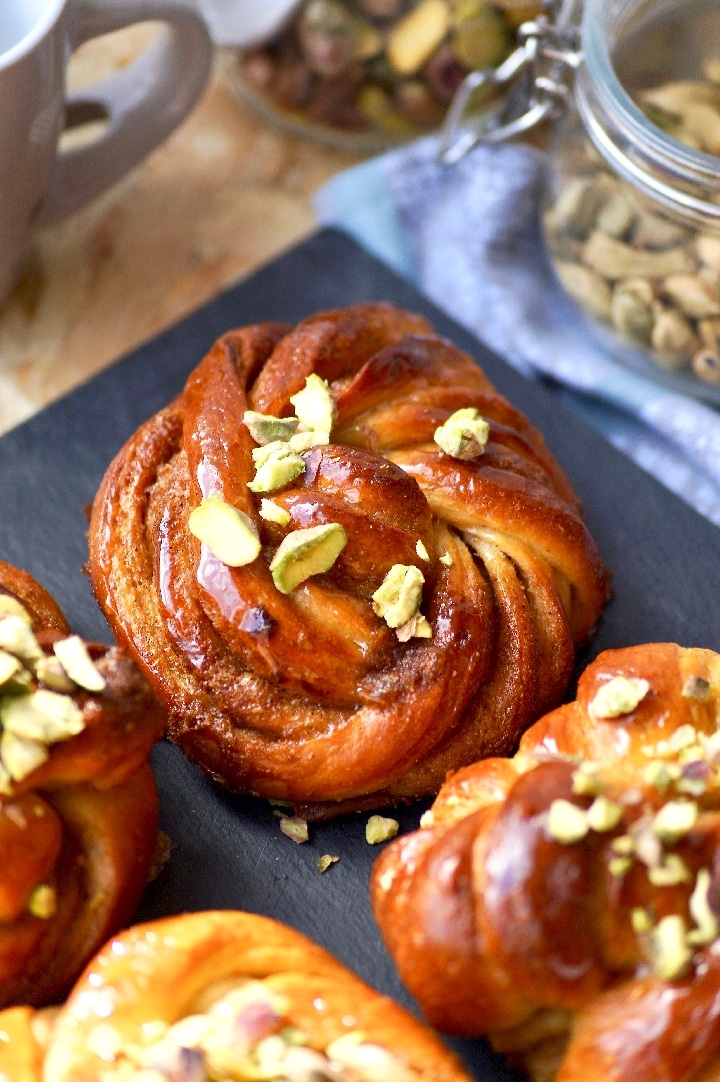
[0, 27, 361, 437]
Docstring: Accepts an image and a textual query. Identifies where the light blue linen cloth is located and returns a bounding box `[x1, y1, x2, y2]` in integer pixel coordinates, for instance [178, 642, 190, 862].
[314, 136, 720, 527]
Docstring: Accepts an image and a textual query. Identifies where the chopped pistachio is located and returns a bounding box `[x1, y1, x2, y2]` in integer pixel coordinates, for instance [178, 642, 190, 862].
[188, 494, 261, 567]
[0, 649, 22, 687]
[259, 499, 291, 526]
[243, 410, 300, 445]
[571, 762, 603, 796]
[317, 854, 340, 873]
[682, 675, 712, 701]
[687, 868, 720, 945]
[676, 763, 710, 797]
[248, 442, 306, 493]
[0, 730, 49, 781]
[289, 374, 336, 437]
[434, 407, 490, 460]
[658, 724, 698, 755]
[643, 759, 679, 791]
[631, 907, 654, 934]
[651, 799, 699, 842]
[287, 430, 329, 452]
[439, 552, 453, 566]
[589, 675, 650, 718]
[34, 656, 75, 693]
[419, 809, 434, 828]
[609, 855, 633, 877]
[372, 565, 424, 629]
[631, 821, 663, 868]
[53, 636, 106, 693]
[395, 612, 433, 642]
[610, 833, 634, 855]
[0, 762, 12, 795]
[546, 799, 589, 844]
[0, 596, 32, 625]
[279, 815, 309, 844]
[648, 853, 692, 886]
[415, 540, 430, 562]
[28, 884, 56, 920]
[270, 523, 347, 594]
[649, 914, 693, 980]
[587, 795, 624, 832]
[366, 815, 400, 844]
[1, 689, 84, 744]
[0, 616, 42, 664]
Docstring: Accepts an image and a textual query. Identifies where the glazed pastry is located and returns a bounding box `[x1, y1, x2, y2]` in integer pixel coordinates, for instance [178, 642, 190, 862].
[371, 643, 720, 1082]
[0, 560, 166, 1009]
[88, 301, 608, 818]
[0, 909, 474, 1081]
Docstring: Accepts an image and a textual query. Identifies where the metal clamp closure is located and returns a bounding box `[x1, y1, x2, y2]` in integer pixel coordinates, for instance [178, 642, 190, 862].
[437, 3, 582, 164]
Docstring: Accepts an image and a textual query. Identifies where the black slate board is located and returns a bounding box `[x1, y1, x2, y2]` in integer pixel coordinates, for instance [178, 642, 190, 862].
[2, 227, 719, 1080]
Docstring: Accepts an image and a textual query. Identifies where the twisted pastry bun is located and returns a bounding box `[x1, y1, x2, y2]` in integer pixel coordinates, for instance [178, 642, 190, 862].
[371, 642, 720, 1082]
[0, 560, 166, 1009]
[0, 910, 473, 1082]
[88, 302, 608, 818]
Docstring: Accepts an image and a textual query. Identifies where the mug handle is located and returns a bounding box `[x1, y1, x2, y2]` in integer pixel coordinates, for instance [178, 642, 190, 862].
[38, 0, 213, 225]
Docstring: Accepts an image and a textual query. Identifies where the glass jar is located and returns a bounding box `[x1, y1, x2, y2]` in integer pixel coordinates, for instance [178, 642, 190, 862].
[543, 0, 720, 401]
[226, 0, 543, 152]
[441, 0, 720, 401]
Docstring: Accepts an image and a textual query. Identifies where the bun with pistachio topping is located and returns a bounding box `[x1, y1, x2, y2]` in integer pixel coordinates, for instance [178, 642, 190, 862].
[88, 301, 608, 819]
[0, 560, 166, 1010]
[371, 642, 720, 1082]
[0, 909, 473, 1082]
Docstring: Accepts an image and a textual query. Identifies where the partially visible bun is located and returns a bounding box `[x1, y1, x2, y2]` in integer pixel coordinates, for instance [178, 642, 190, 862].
[0, 561, 166, 1009]
[0, 910, 473, 1082]
[372, 643, 720, 1082]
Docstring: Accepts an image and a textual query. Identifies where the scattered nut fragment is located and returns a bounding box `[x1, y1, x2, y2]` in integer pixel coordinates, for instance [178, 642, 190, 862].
[647, 853, 691, 887]
[687, 868, 719, 945]
[317, 854, 340, 872]
[248, 442, 306, 493]
[289, 373, 337, 438]
[279, 815, 309, 843]
[586, 795, 623, 833]
[27, 884, 57, 920]
[366, 814, 399, 844]
[1, 689, 85, 744]
[681, 675, 711, 701]
[651, 799, 699, 843]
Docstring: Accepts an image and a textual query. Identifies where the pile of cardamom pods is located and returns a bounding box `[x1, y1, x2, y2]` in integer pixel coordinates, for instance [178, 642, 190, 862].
[543, 59, 720, 386]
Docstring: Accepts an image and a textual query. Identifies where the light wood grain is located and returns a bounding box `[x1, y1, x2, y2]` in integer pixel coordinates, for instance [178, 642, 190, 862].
[0, 27, 359, 436]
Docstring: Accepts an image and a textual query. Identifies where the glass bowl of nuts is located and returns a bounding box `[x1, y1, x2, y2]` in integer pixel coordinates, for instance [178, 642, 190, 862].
[226, 0, 541, 152]
[541, 0, 720, 402]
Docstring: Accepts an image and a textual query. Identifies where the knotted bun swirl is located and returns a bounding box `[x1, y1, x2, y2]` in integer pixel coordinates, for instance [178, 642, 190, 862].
[371, 643, 720, 1082]
[88, 302, 608, 817]
[0, 561, 165, 1009]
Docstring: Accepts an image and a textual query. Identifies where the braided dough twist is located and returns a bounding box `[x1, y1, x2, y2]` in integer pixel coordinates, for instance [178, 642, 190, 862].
[88, 302, 608, 817]
[371, 642, 720, 1082]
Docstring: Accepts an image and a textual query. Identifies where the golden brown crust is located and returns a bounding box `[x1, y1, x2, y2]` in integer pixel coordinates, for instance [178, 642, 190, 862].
[371, 642, 720, 1081]
[88, 301, 608, 817]
[0, 564, 166, 1009]
[1, 910, 473, 1082]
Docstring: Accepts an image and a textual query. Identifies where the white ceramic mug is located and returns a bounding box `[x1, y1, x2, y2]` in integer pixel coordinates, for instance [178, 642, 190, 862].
[0, 0, 213, 302]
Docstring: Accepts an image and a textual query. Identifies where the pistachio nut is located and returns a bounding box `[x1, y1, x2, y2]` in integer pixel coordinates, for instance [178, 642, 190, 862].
[649, 914, 693, 980]
[259, 499, 291, 526]
[1, 688, 85, 744]
[53, 636, 106, 693]
[289, 373, 336, 438]
[0, 615, 42, 664]
[555, 262, 612, 322]
[243, 410, 300, 445]
[372, 564, 425, 629]
[434, 407, 490, 459]
[582, 230, 694, 280]
[662, 274, 720, 319]
[0, 596, 33, 625]
[270, 522, 347, 594]
[386, 0, 450, 75]
[651, 799, 699, 843]
[589, 675, 650, 719]
[546, 798, 589, 844]
[687, 868, 719, 946]
[188, 494, 261, 567]
[0, 730, 49, 782]
[395, 611, 433, 642]
[248, 442, 306, 493]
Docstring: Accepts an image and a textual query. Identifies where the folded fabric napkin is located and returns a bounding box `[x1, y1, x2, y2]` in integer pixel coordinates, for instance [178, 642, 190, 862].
[314, 136, 720, 528]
